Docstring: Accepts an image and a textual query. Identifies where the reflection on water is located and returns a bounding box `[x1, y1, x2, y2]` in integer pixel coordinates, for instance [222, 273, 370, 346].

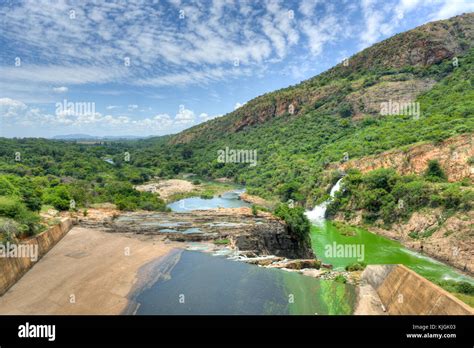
[167, 190, 250, 212]
[131, 250, 356, 315]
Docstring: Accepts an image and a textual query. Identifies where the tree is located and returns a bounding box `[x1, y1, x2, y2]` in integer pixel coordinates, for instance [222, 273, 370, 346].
[274, 204, 311, 242]
[338, 102, 353, 118]
[425, 160, 447, 181]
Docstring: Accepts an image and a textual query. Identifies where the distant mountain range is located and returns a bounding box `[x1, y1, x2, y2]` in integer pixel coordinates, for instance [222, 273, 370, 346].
[52, 134, 147, 141]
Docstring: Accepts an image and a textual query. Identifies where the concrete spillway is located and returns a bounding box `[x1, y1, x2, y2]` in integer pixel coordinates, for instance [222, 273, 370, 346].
[362, 264, 473, 315]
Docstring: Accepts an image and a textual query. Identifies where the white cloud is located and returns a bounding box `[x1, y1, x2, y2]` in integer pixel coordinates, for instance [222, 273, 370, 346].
[175, 105, 195, 125]
[199, 112, 221, 122]
[0, 1, 344, 90]
[431, 0, 474, 20]
[0, 98, 28, 118]
[234, 102, 247, 110]
[106, 105, 119, 110]
[0, 65, 125, 85]
[299, 0, 320, 16]
[301, 15, 343, 56]
[53, 86, 68, 93]
[1, 98, 215, 136]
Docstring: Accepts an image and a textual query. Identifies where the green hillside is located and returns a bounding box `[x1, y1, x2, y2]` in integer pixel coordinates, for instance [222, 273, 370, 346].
[0, 13, 473, 242]
[128, 13, 473, 205]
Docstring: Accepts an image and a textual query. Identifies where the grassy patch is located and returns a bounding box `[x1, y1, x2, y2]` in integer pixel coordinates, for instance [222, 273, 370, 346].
[333, 221, 357, 236]
[452, 293, 474, 308]
[213, 238, 230, 245]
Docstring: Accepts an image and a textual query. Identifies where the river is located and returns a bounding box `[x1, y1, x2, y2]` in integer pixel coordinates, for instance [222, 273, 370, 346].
[130, 185, 472, 315]
[130, 190, 356, 315]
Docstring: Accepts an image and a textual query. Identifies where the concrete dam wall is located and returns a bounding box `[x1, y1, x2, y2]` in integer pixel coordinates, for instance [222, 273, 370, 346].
[0, 217, 74, 296]
[362, 264, 473, 315]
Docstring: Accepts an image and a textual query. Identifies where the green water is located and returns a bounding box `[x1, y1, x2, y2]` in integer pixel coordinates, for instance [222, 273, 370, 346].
[311, 221, 473, 284]
[133, 250, 356, 315]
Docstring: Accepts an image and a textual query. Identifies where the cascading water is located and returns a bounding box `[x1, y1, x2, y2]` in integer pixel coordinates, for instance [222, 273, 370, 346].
[305, 178, 344, 225]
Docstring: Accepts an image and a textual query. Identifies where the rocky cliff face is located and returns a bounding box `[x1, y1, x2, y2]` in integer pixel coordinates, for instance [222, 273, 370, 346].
[329, 133, 474, 182]
[336, 13, 473, 71]
[170, 13, 474, 145]
[327, 133, 473, 274]
[229, 222, 314, 259]
[345, 78, 436, 119]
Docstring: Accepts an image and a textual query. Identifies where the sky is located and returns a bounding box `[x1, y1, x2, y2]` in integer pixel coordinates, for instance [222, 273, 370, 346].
[0, 0, 473, 138]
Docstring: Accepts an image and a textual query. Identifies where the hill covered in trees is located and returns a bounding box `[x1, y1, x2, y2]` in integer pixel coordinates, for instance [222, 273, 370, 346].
[0, 13, 473, 244]
[129, 13, 473, 204]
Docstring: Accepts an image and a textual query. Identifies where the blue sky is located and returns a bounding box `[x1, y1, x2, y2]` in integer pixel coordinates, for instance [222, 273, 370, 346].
[0, 0, 473, 138]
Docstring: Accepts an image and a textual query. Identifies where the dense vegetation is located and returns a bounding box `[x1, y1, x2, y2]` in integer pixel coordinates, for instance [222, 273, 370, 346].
[327, 166, 473, 228]
[0, 139, 168, 242]
[125, 48, 473, 207]
[274, 204, 311, 243]
[0, 16, 472, 245]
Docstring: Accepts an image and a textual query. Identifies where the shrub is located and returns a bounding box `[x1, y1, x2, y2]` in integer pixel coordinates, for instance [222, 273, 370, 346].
[0, 196, 25, 218]
[213, 239, 230, 245]
[251, 205, 258, 216]
[425, 160, 447, 182]
[116, 197, 138, 211]
[0, 196, 41, 237]
[345, 262, 367, 271]
[278, 181, 304, 202]
[274, 204, 311, 242]
[363, 168, 397, 191]
[199, 192, 213, 199]
[0, 217, 23, 242]
[42, 185, 72, 211]
[338, 102, 353, 118]
[0, 177, 18, 196]
[457, 281, 474, 295]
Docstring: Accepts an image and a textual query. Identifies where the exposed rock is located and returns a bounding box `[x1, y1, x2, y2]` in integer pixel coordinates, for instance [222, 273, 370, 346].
[241, 256, 284, 266]
[170, 14, 474, 145]
[80, 209, 314, 260]
[321, 263, 334, 269]
[345, 78, 436, 119]
[299, 269, 326, 278]
[134, 179, 196, 201]
[240, 192, 274, 209]
[334, 209, 474, 274]
[269, 259, 321, 270]
[228, 223, 315, 259]
[328, 133, 473, 182]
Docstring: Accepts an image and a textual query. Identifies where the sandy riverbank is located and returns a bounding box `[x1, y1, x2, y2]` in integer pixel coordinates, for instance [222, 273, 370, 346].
[0, 226, 179, 314]
[135, 179, 196, 201]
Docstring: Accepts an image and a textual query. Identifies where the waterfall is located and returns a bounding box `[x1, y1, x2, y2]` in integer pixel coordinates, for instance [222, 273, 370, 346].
[305, 178, 344, 225]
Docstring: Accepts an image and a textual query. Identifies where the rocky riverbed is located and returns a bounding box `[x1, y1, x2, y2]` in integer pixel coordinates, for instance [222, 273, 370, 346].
[79, 207, 314, 259]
